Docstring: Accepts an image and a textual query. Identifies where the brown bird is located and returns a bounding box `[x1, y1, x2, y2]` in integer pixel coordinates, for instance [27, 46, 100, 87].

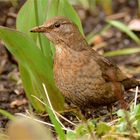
[31, 16, 140, 111]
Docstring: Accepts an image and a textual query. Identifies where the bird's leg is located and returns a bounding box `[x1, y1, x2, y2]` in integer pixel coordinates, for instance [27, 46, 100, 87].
[107, 105, 113, 120]
[118, 95, 128, 110]
[106, 69, 128, 109]
[113, 82, 128, 110]
[72, 108, 86, 122]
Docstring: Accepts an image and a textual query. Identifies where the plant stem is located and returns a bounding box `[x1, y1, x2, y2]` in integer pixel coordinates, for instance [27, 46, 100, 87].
[34, 0, 43, 52]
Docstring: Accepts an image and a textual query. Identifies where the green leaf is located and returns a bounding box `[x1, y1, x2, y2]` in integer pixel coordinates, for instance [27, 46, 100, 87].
[76, 124, 87, 137]
[133, 104, 140, 119]
[117, 121, 127, 132]
[46, 0, 60, 19]
[0, 109, 15, 121]
[16, 0, 47, 36]
[15, 0, 65, 112]
[19, 65, 44, 111]
[44, 102, 66, 140]
[96, 123, 110, 136]
[66, 130, 76, 140]
[117, 109, 126, 117]
[104, 48, 140, 57]
[135, 120, 140, 132]
[0, 26, 64, 111]
[16, 0, 37, 40]
[17, 0, 53, 64]
[107, 20, 140, 45]
[75, 122, 95, 137]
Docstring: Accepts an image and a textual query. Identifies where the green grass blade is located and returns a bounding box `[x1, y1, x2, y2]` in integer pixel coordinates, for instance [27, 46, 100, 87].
[46, 105, 66, 140]
[43, 85, 66, 140]
[104, 48, 140, 57]
[107, 20, 140, 45]
[0, 109, 15, 121]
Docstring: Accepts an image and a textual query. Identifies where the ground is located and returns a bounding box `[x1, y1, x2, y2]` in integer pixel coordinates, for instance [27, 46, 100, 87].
[0, 0, 140, 128]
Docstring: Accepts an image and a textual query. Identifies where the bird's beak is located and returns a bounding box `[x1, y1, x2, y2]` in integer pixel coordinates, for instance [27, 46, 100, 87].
[30, 25, 46, 33]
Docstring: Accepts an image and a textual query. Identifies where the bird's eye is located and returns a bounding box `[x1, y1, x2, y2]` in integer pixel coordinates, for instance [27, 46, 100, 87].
[54, 23, 61, 28]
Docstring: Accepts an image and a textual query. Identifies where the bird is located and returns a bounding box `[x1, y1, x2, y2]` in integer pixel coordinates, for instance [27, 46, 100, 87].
[30, 16, 140, 111]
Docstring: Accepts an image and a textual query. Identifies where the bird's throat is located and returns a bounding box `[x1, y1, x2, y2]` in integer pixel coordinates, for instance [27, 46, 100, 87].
[55, 45, 63, 55]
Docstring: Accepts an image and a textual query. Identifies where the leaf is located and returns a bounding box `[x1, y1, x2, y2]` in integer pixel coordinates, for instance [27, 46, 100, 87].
[117, 109, 126, 117]
[96, 123, 110, 136]
[66, 130, 76, 140]
[107, 20, 140, 45]
[117, 122, 127, 132]
[19, 65, 44, 111]
[46, 0, 60, 19]
[0, 109, 15, 121]
[16, 0, 37, 40]
[44, 99, 66, 140]
[135, 120, 140, 132]
[16, 0, 47, 35]
[104, 48, 140, 57]
[15, 0, 63, 111]
[76, 124, 87, 137]
[0, 26, 64, 111]
[133, 104, 140, 119]
[16, 0, 53, 64]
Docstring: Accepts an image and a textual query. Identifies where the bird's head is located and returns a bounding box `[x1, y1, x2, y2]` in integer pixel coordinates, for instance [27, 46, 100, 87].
[31, 16, 83, 46]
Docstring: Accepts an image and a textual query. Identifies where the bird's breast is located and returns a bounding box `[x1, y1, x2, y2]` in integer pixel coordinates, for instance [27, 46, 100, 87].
[53, 46, 88, 89]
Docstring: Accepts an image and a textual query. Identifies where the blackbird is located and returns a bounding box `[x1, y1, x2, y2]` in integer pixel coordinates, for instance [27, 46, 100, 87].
[31, 16, 140, 110]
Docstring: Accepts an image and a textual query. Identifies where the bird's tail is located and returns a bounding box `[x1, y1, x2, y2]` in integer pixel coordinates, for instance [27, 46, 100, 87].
[121, 78, 140, 90]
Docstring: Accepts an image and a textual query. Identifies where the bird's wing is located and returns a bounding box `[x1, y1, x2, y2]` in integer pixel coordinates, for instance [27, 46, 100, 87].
[90, 49, 127, 82]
